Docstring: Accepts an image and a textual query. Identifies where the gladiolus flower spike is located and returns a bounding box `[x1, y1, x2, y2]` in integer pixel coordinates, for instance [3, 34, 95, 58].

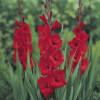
[68, 21, 89, 76]
[13, 17, 34, 70]
[37, 14, 66, 98]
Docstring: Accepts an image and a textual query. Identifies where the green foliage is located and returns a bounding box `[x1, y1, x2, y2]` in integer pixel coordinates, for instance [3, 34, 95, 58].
[0, 33, 95, 100]
[92, 41, 100, 100]
[0, 0, 100, 100]
[0, 50, 13, 100]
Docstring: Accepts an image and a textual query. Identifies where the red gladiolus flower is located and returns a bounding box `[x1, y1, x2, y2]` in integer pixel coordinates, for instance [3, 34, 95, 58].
[40, 15, 48, 24]
[48, 70, 66, 88]
[38, 77, 54, 98]
[49, 50, 64, 68]
[69, 21, 89, 75]
[79, 21, 86, 28]
[13, 19, 34, 70]
[68, 37, 81, 50]
[52, 20, 61, 31]
[39, 56, 52, 75]
[39, 15, 61, 31]
[39, 37, 50, 55]
[73, 27, 81, 35]
[37, 25, 50, 39]
[71, 60, 78, 73]
[80, 59, 89, 75]
[71, 55, 89, 75]
[76, 31, 89, 42]
[69, 37, 88, 57]
[73, 21, 85, 35]
[37, 14, 66, 98]
[37, 24, 51, 55]
[49, 33, 62, 49]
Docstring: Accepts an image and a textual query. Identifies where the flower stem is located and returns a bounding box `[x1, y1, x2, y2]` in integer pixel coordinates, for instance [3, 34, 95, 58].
[78, 0, 83, 23]
[17, 0, 23, 17]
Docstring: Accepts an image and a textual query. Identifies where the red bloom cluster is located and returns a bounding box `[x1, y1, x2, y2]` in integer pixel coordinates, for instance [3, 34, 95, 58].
[13, 17, 34, 70]
[68, 21, 89, 76]
[37, 15, 66, 98]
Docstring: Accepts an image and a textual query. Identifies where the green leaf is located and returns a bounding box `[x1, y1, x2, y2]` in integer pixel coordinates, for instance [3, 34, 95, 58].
[71, 60, 80, 85]
[25, 52, 43, 100]
[73, 81, 82, 100]
[65, 79, 71, 100]
[15, 51, 23, 80]
[24, 72, 38, 100]
[69, 86, 73, 100]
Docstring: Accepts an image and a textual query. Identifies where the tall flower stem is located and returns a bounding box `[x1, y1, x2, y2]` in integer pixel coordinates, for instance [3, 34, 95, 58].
[78, 0, 83, 23]
[44, 0, 52, 24]
[17, 0, 23, 17]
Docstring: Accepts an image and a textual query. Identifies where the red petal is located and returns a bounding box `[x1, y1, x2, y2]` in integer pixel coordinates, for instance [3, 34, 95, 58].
[40, 15, 48, 24]
[48, 70, 66, 88]
[13, 20, 33, 70]
[80, 59, 89, 75]
[38, 77, 54, 97]
[49, 33, 62, 49]
[52, 20, 61, 31]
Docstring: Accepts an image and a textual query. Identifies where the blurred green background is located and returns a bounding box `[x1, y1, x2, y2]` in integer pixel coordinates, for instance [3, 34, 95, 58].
[0, 0, 100, 100]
